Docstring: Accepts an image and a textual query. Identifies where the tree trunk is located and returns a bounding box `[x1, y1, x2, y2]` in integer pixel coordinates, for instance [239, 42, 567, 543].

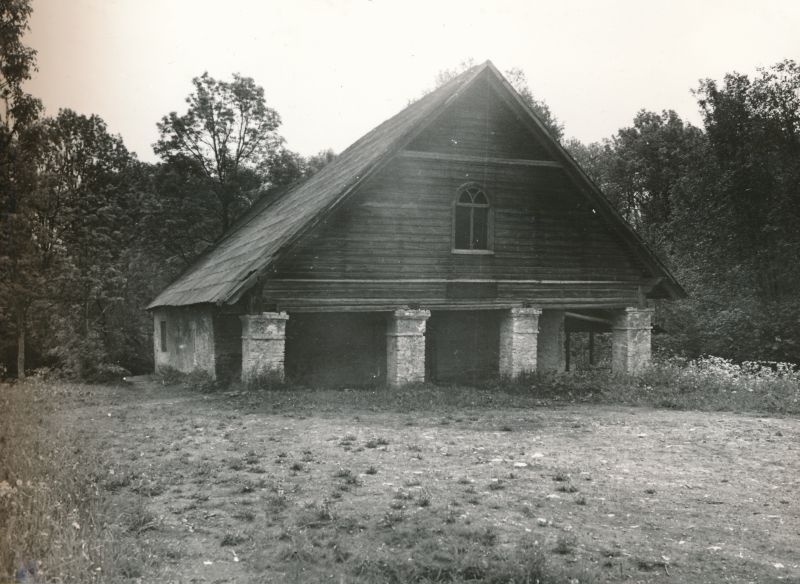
[16, 309, 26, 380]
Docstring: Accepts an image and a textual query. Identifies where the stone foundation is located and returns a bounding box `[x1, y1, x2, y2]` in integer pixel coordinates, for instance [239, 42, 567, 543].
[537, 310, 566, 372]
[499, 307, 541, 378]
[240, 312, 289, 382]
[611, 307, 653, 373]
[386, 309, 430, 387]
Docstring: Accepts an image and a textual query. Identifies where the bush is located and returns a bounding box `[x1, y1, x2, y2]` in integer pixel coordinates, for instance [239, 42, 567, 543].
[566, 356, 800, 415]
[157, 367, 221, 393]
[87, 362, 132, 383]
[185, 369, 220, 393]
[244, 367, 287, 391]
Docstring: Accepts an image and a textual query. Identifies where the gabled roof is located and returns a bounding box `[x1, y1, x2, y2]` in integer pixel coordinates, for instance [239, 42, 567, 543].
[149, 61, 684, 309]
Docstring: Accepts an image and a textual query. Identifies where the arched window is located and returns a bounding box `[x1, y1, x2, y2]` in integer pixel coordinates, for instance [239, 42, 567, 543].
[453, 183, 491, 251]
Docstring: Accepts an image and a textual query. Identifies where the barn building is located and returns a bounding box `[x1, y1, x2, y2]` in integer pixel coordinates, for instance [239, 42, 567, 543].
[147, 61, 684, 386]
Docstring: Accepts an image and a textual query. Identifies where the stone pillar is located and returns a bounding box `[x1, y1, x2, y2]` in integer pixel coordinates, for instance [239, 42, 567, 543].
[240, 312, 289, 382]
[537, 310, 566, 372]
[499, 307, 542, 378]
[386, 308, 430, 387]
[611, 307, 654, 373]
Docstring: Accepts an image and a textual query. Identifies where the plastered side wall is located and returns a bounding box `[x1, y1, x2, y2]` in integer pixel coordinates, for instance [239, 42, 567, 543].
[153, 306, 215, 376]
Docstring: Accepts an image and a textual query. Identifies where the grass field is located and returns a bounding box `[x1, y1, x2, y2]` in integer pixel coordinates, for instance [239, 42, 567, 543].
[2, 378, 799, 583]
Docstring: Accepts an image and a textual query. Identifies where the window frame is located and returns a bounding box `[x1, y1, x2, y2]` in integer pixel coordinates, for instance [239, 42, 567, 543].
[160, 320, 168, 352]
[451, 182, 494, 254]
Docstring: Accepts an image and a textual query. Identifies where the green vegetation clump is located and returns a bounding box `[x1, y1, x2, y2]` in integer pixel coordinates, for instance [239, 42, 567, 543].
[585, 356, 800, 415]
[0, 381, 152, 582]
[157, 367, 221, 393]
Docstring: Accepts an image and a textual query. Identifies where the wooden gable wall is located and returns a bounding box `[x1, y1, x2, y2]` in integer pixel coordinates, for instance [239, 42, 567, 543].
[406, 77, 554, 160]
[261, 81, 653, 311]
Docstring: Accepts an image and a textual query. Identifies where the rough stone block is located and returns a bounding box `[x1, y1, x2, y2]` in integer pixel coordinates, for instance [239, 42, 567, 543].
[240, 312, 289, 382]
[386, 309, 430, 387]
[499, 307, 541, 378]
[612, 307, 654, 373]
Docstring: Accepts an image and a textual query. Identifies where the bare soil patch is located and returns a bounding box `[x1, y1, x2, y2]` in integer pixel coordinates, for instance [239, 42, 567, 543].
[33, 381, 800, 582]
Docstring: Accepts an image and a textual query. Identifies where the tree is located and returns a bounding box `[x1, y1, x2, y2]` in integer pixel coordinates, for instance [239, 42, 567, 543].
[26, 110, 142, 378]
[0, 0, 42, 378]
[154, 73, 285, 233]
[568, 110, 705, 249]
[503, 67, 564, 141]
[672, 61, 800, 361]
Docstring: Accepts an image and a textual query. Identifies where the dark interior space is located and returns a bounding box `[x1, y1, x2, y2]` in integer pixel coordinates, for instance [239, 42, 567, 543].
[426, 310, 501, 384]
[214, 313, 242, 383]
[285, 312, 386, 387]
[565, 311, 612, 370]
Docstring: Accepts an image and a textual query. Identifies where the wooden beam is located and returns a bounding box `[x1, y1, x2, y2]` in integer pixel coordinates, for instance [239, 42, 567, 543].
[272, 301, 642, 313]
[565, 311, 614, 326]
[272, 278, 634, 285]
[398, 149, 562, 168]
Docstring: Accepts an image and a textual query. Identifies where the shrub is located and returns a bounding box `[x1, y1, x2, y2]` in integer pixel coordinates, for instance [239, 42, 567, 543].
[88, 362, 131, 383]
[158, 366, 187, 386]
[245, 367, 287, 391]
[185, 369, 220, 393]
[157, 367, 221, 393]
[576, 355, 800, 415]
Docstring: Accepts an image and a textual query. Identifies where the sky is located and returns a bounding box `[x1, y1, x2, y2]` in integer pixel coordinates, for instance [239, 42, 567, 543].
[23, 0, 800, 163]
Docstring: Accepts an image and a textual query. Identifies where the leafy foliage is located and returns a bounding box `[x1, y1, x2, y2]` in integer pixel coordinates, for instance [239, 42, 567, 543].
[154, 72, 287, 233]
[148, 73, 323, 279]
[0, 0, 42, 377]
[569, 60, 800, 363]
[8, 110, 153, 378]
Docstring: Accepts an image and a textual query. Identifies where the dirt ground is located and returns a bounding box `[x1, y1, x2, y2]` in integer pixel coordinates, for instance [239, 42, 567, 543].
[58, 379, 800, 583]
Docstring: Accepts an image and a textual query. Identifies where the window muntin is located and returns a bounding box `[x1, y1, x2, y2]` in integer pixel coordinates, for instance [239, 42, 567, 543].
[453, 184, 491, 251]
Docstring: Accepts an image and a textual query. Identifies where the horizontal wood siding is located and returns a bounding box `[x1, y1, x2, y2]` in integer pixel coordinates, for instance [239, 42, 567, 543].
[266, 152, 648, 288]
[407, 77, 554, 160]
[263, 80, 650, 310]
[266, 143, 651, 309]
[260, 280, 641, 311]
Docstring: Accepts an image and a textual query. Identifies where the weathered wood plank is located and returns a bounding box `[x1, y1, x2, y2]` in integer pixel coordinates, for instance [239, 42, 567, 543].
[398, 149, 562, 168]
[405, 77, 555, 160]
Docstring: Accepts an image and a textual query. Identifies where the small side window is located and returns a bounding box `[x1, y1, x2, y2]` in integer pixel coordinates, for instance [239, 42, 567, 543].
[160, 321, 168, 352]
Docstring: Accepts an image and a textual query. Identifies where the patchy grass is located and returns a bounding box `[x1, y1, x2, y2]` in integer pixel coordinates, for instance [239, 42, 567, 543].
[0, 380, 152, 583]
[2, 377, 799, 583]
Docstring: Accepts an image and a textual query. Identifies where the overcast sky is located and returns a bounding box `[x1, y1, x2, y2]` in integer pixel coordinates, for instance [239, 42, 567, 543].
[24, 0, 800, 162]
